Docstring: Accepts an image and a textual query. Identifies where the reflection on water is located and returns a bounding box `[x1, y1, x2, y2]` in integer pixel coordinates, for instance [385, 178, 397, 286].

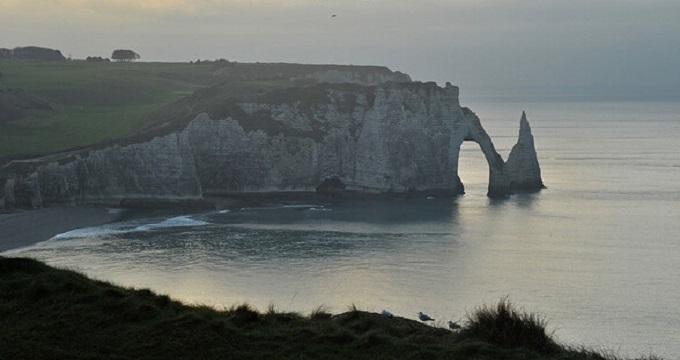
[12, 192, 680, 358]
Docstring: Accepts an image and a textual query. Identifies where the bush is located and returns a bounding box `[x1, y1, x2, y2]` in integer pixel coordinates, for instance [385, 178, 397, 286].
[86, 56, 110, 63]
[111, 49, 140, 62]
[458, 298, 562, 356]
[229, 303, 260, 326]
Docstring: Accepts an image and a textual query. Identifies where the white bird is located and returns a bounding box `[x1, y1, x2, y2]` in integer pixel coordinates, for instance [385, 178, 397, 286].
[448, 321, 462, 330]
[381, 310, 393, 318]
[417, 312, 434, 322]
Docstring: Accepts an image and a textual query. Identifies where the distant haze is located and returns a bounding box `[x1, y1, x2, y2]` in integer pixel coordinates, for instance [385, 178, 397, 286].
[2, 0, 679, 100]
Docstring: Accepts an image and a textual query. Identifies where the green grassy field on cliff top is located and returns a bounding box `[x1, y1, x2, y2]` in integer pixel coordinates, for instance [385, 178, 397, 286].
[0, 61, 214, 158]
[0, 256, 660, 360]
[0, 59, 397, 160]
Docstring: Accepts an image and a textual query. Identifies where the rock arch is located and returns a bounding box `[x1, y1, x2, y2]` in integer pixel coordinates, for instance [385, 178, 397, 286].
[456, 109, 543, 198]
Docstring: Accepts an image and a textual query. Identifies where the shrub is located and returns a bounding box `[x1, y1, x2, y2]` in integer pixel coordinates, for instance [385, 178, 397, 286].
[229, 303, 260, 326]
[310, 305, 333, 320]
[458, 297, 562, 356]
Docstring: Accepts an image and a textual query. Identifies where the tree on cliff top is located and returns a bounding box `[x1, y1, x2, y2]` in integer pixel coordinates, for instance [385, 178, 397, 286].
[0, 47, 66, 61]
[111, 49, 140, 62]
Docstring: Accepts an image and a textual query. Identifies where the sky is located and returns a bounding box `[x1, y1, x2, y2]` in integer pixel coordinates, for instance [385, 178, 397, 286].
[1, 0, 679, 100]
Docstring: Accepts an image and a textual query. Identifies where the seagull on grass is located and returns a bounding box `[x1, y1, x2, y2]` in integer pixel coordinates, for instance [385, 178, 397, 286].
[417, 312, 434, 322]
[448, 321, 462, 330]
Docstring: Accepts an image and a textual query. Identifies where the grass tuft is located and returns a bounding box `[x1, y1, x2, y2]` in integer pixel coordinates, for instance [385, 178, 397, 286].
[459, 297, 562, 355]
[310, 305, 333, 320]
[229, 303, 260, 326]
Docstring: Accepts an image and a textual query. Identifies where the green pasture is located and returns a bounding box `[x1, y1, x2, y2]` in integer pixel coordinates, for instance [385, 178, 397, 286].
[0, 60, 393, 159]
[0, 60, 213, 158]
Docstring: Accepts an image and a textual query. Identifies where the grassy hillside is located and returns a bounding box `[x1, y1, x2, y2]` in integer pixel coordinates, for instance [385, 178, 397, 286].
[0, 61, 214, 158]
[0, 256, 658, 359]
[0, 60, 403, 161]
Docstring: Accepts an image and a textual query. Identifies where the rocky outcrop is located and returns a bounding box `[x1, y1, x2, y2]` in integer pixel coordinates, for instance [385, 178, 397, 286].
[505, 111, 544, 190]
[0, 80, 544, 210]
[0, 173, 42, 212]
[37, 133, 202, 206]
[0, 178, 14, 211]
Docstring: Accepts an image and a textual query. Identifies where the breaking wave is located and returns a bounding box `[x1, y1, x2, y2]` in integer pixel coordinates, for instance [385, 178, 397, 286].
[51, 215, 210, 240]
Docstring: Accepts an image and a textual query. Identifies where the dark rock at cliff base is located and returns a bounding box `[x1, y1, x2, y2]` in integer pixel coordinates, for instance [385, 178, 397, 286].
[316, 176, 346, 195]
[119, 198, 215, 210]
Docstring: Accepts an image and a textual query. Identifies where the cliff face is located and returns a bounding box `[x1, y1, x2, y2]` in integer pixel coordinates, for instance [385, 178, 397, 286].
[0, 173, 42, 210]
[189, 82, 464, 195]
[1, 80, 543, 210]
[38, 134, 202, 205]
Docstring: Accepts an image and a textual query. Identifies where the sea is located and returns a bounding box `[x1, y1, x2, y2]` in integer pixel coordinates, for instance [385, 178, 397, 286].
[4, 98, 680, 359]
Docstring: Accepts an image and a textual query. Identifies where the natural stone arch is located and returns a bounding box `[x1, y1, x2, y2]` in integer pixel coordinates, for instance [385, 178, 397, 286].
[455, 108, 511, 198]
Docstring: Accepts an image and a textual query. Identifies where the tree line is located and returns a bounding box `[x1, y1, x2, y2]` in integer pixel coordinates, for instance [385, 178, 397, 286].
[0, 47, 66, 61]
[0, 46, 141, 62]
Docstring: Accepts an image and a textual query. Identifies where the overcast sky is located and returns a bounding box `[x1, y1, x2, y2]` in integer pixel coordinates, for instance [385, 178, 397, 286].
[2, 0, 679, 99]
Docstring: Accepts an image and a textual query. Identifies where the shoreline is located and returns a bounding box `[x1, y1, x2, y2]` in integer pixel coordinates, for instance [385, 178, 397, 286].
[0, 192, 457, 254]
[0, 206, 119, 253]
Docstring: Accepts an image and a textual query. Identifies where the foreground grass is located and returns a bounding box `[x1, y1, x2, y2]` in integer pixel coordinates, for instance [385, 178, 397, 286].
[0, 257, 659, 360]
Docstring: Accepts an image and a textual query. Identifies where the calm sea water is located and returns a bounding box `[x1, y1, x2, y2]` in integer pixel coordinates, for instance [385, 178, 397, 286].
[6, 99, 680, 358]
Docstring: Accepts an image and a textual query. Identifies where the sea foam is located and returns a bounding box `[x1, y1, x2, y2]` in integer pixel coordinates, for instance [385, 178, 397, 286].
[51, 215, 210, 240]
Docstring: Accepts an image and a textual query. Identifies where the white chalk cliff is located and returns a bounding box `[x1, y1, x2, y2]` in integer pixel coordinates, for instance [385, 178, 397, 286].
[1, 79, 544, 210]
[505, 111, 544, 190]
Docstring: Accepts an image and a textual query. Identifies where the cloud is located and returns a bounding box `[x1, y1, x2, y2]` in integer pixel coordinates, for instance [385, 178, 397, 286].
[1, 0, 328, 20]
[1, 0, 678, 97]
[1, 0, 197, 24]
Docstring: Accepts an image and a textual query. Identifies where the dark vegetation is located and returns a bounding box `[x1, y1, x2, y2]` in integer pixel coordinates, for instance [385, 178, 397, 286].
[111, 49, 140, 62]
[0, 257, 660, 360]
[192, 58, 236, 67]
[86, 56, 110, 63]
[0, 46, 66, 61]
